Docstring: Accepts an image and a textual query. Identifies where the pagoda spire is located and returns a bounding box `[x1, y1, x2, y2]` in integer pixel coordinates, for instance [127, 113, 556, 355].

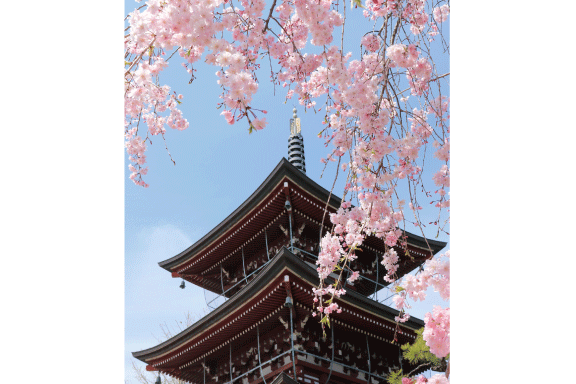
[288, 107, 306, 173]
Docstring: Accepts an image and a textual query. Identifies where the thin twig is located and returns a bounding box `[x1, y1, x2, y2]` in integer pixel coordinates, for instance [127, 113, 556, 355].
[125, 37, 156, 77]
[262, 0, 278, 33]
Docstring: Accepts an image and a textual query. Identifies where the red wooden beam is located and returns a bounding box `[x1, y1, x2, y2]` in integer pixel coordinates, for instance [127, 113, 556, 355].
[283, 276, 293, 300]
[145, 365, 158, 372]
[282, 181, 291, 198]
[171, 272, 181, 278]
[297, 360, 369, 384]
[249, 362, 293, 384]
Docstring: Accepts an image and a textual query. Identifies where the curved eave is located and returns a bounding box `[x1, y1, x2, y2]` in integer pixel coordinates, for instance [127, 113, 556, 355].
[159, 158, 447, 274]
[402, 231, 446, 254]
[134, 247, 423, 364]
[158, 158, 342, 272]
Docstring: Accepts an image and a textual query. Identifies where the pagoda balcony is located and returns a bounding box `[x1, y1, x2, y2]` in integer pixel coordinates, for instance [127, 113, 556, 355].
[202, 244, 398, 312]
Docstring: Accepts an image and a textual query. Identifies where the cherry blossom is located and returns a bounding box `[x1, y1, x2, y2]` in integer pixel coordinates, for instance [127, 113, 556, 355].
[124, 0, 450, 380]
[428, 375, 449, 384]
[433, 5, 450, 23]
[423, 306, 450, 358]
[361, 34, 380, 52]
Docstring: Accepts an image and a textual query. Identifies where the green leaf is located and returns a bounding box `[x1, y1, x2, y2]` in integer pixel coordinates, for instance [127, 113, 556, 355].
[399, 328, 444, 371]
[386, 369, 404, 384]
[395, 286, 405, 293]
[351, 0, 364, 8]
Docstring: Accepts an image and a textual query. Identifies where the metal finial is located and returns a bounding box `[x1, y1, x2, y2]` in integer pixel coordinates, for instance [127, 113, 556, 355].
[288, 107, 305, 173]
[289, 110, 301, 135]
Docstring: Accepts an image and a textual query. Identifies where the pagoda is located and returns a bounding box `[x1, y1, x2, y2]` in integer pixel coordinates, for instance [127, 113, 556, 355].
[132, 109, 446, 384]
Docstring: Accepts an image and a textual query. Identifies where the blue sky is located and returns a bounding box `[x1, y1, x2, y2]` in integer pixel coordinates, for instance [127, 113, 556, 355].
[3, 2, 576, 384]
[123, 1, 451, 381]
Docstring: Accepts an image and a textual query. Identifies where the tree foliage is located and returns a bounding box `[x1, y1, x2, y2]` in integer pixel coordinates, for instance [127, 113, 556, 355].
[386, 327, 448, 384]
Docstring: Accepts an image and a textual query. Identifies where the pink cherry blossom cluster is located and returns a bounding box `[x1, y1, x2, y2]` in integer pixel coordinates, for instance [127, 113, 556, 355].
[407, 59, 432, 96]
[423, 306, 450, 358]
[403, 0, 429, 35]
[429, 96, 450, 120]
[312, 285, 345, 316]
[433, 164, 450, 188]
[292, 0, 343, 46]
[361, 34, 380, 52]
[434, 139, 450, 162]
[403, 375, 424, 384]
[391, 251, 449, 363]
[409, 108, 432, 139]
[403, 375, 449, 384]
[381, 248, 399, 282]
[427, 375, 449, 384]
[386, 44, 420, 68]
[364, 0, 396, 19]
[125, 0, 278, 184]
[433, 5, 450, 23]
[125, 129, 149, 187]
[393, 251, 450, 309]
[316, 233, 346, 280]
[347, 270, 360, 283]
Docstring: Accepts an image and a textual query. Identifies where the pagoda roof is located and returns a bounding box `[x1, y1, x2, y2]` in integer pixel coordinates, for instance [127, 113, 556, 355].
[159, 158, 341, 273]
[134, 247, 424, 372]
[159, 158, 446, 280]
[270, 372, 299, 384]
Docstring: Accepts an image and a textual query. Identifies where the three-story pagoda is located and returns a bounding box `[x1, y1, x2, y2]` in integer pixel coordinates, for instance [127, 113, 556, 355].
[132, 109, 446, 384]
